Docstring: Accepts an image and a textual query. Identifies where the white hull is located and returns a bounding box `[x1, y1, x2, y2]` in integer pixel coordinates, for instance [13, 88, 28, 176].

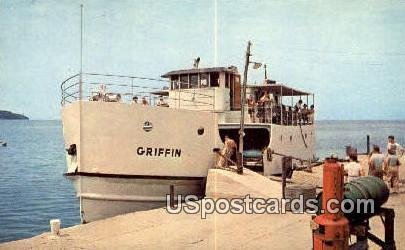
[67, 175, 204, 222]
[62, 101, 220, 222]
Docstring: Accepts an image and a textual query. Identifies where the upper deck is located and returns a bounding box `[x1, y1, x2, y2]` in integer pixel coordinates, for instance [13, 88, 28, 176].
[60, 66, 314, 126]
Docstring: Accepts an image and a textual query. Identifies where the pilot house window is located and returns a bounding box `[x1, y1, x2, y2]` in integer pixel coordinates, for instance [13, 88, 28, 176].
[170, 75, 179, 89]
[200, 73, 209, 87]
[210, 72, 219, 87]
[180, 75, 189, 89]
[190, 74, 198, 88]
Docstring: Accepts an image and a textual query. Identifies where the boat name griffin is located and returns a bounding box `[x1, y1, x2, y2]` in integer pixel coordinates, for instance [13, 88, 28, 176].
[136, 146, 182, 158]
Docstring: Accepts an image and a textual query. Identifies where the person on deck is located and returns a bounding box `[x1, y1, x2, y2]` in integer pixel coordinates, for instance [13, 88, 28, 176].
[141, 97, 149, 106]
[287, 106, 293, 125]
[301, 104, 309, 124]
[295, 99, 303, 110]
[131, 96, 138, 104]
[369, 145, 385, 179]
[157, 96, 168, 107]
[247, 94, 256, 123]
[344, 154, 364, 182]
[307, 105, 315, 124]
[384, 148, 401, 194]
[295, 100, 303, 124]
[259, 92, 271, 123]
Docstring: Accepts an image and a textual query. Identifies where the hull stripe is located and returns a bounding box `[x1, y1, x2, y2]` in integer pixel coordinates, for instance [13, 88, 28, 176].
[64, 172, 205, 180]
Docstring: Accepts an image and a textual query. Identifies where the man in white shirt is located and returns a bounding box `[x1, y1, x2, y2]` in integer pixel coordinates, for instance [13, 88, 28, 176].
[344, 154, 364, 182]
[384, 148, 401, 193]
[387, 135, 404, 156]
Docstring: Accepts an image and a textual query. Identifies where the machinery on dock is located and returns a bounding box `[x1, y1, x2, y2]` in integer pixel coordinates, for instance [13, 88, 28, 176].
[312, 157, 396, 250]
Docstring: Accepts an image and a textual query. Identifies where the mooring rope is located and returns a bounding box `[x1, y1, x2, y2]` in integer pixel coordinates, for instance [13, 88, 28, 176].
[299, 123, 309, 148]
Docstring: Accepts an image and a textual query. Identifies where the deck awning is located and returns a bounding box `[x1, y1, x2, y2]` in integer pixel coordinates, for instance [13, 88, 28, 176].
[248, 83, 312, 96]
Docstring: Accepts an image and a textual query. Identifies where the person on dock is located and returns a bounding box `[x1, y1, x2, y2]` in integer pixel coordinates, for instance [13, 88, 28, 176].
[344, 154, 364, 182]
[368, 145, 385, 179]
[387, 135, 404, 156]
[216, 135, 237, 168]
[384, 147, 401, 194]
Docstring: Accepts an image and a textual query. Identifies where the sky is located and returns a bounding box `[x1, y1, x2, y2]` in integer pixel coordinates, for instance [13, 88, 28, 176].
[0, 0, 404, 120]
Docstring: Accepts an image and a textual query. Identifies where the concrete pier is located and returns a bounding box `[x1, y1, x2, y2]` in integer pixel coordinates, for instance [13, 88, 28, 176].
[1, 167, 405, 249]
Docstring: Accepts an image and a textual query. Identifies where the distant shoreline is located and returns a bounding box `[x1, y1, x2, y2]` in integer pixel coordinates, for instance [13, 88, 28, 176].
[0, 110, 29, 120]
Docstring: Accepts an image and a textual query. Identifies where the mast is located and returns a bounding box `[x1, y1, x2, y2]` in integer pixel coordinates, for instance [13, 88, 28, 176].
[79, 4, 83, 101]
[214, 0, 218, 66]
[238, 41, 252, 169]
[78, 4, 84, 222]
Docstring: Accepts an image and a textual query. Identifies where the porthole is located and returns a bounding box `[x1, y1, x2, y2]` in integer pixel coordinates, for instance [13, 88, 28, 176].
[197, 127, 204, 135]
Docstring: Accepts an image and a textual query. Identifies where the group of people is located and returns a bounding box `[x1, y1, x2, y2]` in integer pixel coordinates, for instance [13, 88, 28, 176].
[131, 96, 168, 107]
[247, 92, 314, 125]
[344, 135, 404, 194]
[90, 85, 122, 102]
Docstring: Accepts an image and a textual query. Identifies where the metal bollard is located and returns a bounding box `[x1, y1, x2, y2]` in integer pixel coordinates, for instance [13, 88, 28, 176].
[366, 135, 370, 155]
[50, 219, 61, 236]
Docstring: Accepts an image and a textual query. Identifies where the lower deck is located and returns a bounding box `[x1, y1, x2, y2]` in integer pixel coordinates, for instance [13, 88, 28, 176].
[218, 122, 315, 175]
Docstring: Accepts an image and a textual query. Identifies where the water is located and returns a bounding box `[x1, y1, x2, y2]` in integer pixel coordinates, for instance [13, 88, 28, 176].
[0, 120, 79, 243]
[0, 120, 404, 243]
[316, 120, 405, 158]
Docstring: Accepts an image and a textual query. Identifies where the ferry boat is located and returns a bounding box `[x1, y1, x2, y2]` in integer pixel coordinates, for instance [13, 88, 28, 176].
[60, 42, 315, 222]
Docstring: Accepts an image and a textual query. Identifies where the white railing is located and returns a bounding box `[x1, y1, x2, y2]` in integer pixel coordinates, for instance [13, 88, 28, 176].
[60, 73, 215, 110]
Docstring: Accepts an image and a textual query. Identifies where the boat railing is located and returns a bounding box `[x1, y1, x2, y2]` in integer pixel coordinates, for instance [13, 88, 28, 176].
[247, 105, 315, 126]
[60, 73, 216, 110]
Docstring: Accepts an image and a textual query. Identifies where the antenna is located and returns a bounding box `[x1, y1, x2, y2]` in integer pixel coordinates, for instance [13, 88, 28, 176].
[79, 4, 83, 100]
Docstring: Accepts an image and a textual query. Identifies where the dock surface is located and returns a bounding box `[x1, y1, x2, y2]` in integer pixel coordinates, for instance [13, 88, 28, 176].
[1, 167, 405, 249]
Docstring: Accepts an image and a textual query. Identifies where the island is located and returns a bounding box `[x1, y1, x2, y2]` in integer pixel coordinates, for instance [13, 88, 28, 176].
[0, 110, 29, 120]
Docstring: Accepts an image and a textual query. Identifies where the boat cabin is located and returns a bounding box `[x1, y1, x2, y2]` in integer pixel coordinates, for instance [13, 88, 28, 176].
[161, 67, 241, 111]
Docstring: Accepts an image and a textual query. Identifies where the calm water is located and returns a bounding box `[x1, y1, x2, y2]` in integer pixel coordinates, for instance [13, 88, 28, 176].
[0, 120, 404, 242]
[0, 120, 79, 243]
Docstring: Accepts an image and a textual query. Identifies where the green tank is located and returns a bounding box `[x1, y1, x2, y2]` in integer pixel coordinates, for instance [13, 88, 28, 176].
[316, 176, 389, 223]
[343, 176, 389, 223]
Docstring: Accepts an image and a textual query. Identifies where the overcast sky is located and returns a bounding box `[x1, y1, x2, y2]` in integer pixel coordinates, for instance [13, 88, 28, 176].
[1, 0, 404, 120]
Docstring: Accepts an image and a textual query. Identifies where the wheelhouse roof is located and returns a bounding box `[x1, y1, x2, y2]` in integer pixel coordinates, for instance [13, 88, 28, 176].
[248, 83, 312, 96]
[161, 66, 239, 78]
